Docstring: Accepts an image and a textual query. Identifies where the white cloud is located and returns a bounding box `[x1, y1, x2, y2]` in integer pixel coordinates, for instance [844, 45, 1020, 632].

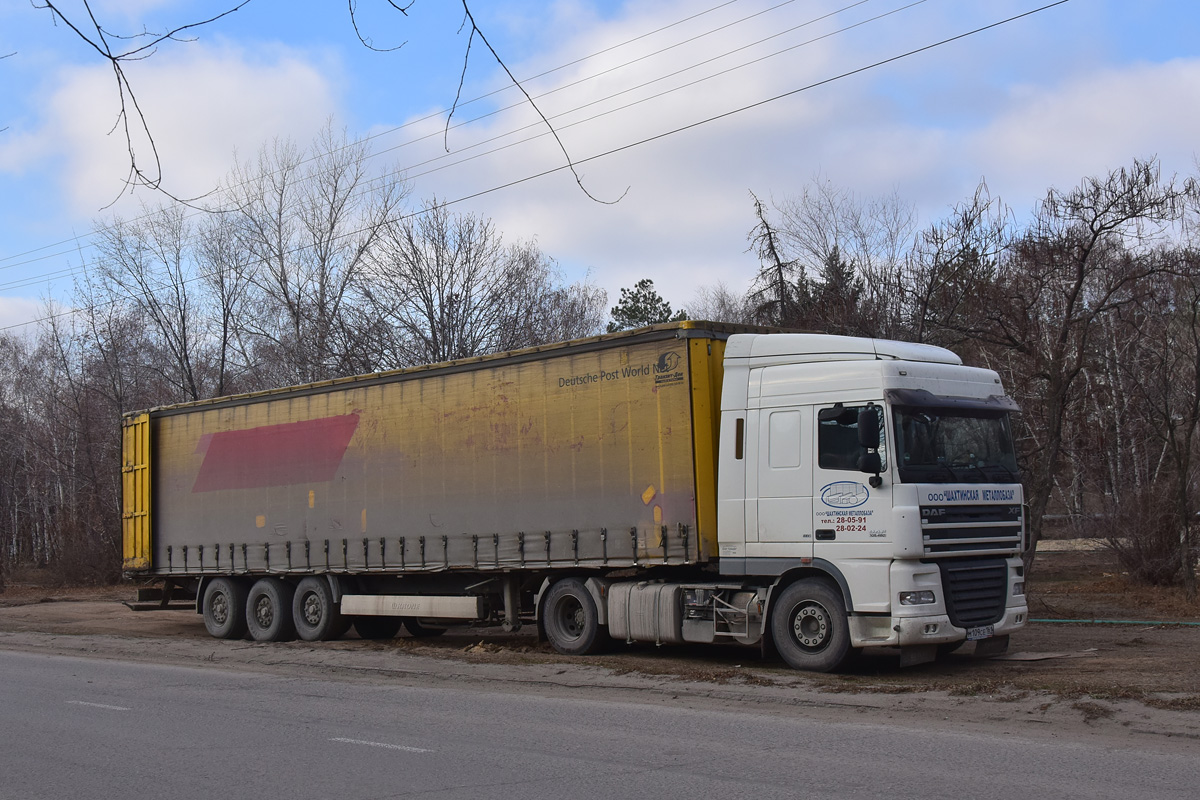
[965, 58, 1200, 210]
[8, 1, 1196, 320]
[385, 3, 1200, 312]
[393, 1, 848, 306]
[4, 40, 341, 217]
[0, 295, 49, 335]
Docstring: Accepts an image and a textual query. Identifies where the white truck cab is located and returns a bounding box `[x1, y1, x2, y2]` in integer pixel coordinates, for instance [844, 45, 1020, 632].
[716, 333, 1027, 668]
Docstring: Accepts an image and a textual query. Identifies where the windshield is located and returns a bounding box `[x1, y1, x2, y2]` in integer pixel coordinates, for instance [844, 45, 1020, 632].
[892, 406, 1019, 484]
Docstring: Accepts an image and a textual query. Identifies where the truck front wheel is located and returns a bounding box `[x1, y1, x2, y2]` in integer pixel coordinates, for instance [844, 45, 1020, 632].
[246, 577, 296, 642]
[770, 579, 850, 672]
[543, 578, 608, 656]
[292, 577, 347, 641]
[202, 577, 248, 640]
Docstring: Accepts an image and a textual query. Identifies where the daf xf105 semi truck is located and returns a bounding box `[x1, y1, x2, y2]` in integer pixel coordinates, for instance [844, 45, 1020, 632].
[122, 321, 1027, 671]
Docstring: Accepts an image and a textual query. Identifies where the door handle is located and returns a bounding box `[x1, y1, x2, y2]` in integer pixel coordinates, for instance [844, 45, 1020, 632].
[815, 529, 836, 541]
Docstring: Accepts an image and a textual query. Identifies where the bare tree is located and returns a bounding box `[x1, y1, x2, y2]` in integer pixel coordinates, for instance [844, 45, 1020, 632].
[1106, 266, 1200, 595]
[905, 181, 1011, 354]
[496, 250, 606, 347]
[228, 125, 408, 384]
[954, 159, 1187, 569]
[689, 282, 755, 324]
[746, 192, 808, 328]
[92, 204, 209, 402]
[195, 209, 257, 396]
[751, 180, 918, 335]
[363, 200, 603, 365]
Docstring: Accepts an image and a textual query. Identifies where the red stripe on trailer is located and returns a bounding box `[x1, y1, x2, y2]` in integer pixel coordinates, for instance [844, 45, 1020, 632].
[191, 414, 360, 492]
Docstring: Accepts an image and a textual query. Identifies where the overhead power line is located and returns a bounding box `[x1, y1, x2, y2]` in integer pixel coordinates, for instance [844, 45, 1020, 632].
[0, 0, 1071, 334]
[0, 0, 908, 288]
[0, 0, 784, 269]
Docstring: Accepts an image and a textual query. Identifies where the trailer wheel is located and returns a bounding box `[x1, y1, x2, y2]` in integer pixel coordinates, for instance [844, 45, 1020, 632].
[402, 618, 447, 638]
[202, 577, 249, 640]
[246, 578, 296, 642]
[292, 577, 346, 641]
[353, 616, 403, 640]
[543, 578, 607, 656]
[770, 579, 850, 673]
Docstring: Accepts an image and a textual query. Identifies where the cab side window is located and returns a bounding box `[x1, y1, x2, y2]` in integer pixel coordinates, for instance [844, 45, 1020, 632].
[818, 405, 885, 471]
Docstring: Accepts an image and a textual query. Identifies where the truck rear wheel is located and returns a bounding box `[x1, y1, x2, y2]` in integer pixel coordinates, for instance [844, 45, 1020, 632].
[202, 577, 248, 640]
[543, 578, 607, 655]
[246, 578, 296, 642]
[353, 616, 404, 640]
[292, 577, 347, 641]
[770, 579, 850, 673]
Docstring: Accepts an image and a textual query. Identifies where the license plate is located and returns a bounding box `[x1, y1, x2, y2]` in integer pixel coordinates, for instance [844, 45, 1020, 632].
[966, 625, 994, 641]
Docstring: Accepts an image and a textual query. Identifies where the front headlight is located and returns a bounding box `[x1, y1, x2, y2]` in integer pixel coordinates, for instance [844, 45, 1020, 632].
[899, 590, 936, 605]
[1012, 581, 1025, 597]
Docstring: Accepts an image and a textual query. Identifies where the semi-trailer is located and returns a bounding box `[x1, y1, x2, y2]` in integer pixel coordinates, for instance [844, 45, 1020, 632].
[122, 321, 1027, 671]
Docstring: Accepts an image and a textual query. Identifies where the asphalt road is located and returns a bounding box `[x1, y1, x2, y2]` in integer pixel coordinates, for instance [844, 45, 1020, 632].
[1, 649, 1196, 800]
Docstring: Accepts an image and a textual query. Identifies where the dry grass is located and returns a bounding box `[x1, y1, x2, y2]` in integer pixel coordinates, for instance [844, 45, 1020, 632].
[1029, 550, 1200, 621]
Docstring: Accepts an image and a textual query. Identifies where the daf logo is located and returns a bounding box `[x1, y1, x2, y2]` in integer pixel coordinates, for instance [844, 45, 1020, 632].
[820, 481, 870, 509]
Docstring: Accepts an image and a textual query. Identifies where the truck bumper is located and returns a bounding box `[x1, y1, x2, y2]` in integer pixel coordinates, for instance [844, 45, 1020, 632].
[849, 604, 1028, 649]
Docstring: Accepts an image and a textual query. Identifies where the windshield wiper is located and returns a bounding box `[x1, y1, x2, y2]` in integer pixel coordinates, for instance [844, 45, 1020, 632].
[980, 463, 1019, 481]
[924, 461, 959, 481]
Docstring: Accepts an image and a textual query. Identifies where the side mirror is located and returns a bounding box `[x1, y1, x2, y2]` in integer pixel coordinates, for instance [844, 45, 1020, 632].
[857, 406, 883, 487]
[857, 407, 880, 449]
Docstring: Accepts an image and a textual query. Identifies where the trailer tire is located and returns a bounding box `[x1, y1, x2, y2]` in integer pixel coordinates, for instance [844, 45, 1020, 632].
[246, 577, 296, 642]
[542, 578, 608, 656]
[770, 579, 850, 673]
[402, 618, 447, 638]
[292, 577, 346, 641]
[353, 616, 403, 640]
[202, 577, 249, 640]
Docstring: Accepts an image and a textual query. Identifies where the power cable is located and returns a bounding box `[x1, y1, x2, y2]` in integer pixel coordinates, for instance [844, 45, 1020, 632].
[0, 0, 774, 268]
[0, 0, 1071, 334]
[0, 0, 900, 286]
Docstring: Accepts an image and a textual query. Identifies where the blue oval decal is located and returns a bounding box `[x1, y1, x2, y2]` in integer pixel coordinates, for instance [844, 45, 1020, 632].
[821, 481, 870, 509]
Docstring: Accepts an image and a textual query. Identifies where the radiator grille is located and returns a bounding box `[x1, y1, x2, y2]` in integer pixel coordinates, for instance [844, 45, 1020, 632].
[937, 558, 1008, 627]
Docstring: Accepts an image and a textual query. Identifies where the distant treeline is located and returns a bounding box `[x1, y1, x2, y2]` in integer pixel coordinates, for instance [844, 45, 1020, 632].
[0, 134, 1195, 596]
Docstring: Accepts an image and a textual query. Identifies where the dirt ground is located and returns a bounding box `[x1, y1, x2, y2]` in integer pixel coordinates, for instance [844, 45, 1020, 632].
[2, 547, 1199, 744]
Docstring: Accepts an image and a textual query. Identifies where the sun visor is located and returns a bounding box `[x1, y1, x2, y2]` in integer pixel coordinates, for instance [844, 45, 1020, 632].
[885, 387, 1019, 412]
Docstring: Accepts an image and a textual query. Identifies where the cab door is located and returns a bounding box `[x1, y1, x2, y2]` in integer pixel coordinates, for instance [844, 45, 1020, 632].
[811, 403, 889, 549]
[753, 405, 814, 554]
[810, 403, 892, 611]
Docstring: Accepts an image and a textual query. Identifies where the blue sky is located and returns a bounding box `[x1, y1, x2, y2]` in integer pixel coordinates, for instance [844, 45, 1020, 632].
[2, 0, 1199, 331]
